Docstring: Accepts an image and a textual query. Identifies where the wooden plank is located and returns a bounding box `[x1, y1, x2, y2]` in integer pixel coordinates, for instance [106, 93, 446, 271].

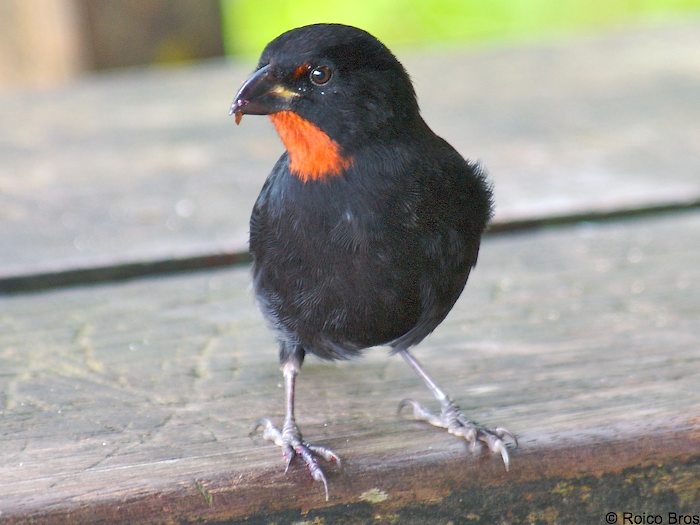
[1, 211, 698, 523]
[1, 20, 699, 281]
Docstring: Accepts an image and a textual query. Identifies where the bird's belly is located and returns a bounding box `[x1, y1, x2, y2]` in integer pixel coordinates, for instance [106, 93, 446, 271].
[252, 238, 423, 355]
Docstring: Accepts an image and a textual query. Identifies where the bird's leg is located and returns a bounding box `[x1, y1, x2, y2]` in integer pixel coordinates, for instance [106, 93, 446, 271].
[252, 357, 340, 501]
[396, 348, 517, 470]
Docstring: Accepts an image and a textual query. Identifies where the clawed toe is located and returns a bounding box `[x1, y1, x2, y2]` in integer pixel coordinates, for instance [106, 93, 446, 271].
[457, 424, 512, 471]
[398, 398, 517, 470]
[251, 417, 283, 444]
[308, 444, 342, 467]
[250, 418, 340, 501]
[398, 398, 443, 427]
[493, 426, 518, 448]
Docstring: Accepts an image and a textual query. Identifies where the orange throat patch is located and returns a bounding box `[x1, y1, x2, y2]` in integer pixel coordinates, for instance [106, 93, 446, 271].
[269, 111, 351, 182]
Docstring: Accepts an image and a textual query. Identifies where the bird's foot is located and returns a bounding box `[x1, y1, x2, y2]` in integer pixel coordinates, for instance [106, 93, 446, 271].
[398, 398, 517, 470]
[252, 418, 340, 501]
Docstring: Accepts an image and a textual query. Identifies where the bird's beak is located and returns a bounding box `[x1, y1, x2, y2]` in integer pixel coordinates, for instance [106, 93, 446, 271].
[230, 64, 299, 125]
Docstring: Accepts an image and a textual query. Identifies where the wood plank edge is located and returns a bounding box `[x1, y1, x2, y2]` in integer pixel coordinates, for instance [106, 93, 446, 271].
[0, 251, 251, 295]
[3, 427, 698, 524]
[3, 197, 700, 296]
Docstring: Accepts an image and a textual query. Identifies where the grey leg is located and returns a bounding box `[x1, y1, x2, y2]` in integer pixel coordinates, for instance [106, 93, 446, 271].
[397, 348, 517, 470]
[252, 358, 340, 500]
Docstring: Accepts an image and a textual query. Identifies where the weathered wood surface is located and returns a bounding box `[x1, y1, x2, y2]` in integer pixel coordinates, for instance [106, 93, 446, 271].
[1, 212, 698, 523]
[1, 20, 699, 282]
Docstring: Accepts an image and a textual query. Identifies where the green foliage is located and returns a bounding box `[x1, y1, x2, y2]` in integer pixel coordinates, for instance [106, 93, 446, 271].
[220, 0, 700, 56]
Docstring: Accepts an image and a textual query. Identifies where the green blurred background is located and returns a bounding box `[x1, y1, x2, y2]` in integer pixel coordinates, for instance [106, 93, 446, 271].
[221, 0, 700, 56]
[1, 0, 698, 92]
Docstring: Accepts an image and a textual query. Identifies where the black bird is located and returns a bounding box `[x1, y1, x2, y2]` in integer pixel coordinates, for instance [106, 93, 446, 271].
[230, 23, 515, 499]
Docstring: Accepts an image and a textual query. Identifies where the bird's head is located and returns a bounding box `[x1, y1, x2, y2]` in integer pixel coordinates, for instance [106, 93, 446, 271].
[230, 24, 419, 182]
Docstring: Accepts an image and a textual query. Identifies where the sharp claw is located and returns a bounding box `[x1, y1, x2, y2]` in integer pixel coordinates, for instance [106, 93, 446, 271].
[490, 439, 510, 471]
[397, 398, 416, 415]
[297, 445, 332, 501]
[250, 417, 270, 437]
[476, 426, 513, 471]
[283, 447, 294, 473]
[252, 418, 287, 447]
[399, 400, 516, 468]
[308, 444, 342, 467]
[253, 417, 339, 500]
[314, 469, 329, 501]
[469, 439, 481, 454]
[495, 427, 518, 447]
[500, 445, 510, 472]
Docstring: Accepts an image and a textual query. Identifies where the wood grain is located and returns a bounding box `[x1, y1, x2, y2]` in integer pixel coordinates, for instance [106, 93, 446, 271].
[1, 212, 698, 523]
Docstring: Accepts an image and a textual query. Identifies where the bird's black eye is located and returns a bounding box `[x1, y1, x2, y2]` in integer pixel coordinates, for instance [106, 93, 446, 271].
[309, 66, 332, 85]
